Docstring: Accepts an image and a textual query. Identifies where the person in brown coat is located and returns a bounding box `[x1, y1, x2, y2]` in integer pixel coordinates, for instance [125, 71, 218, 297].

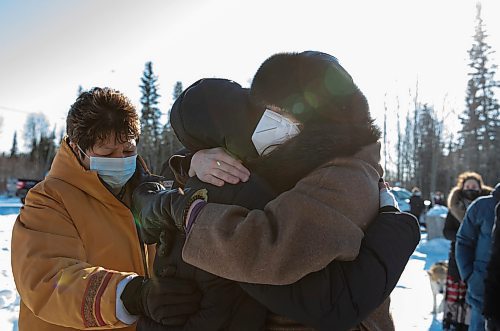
[11, 88, 201, 331]
[173, 52, 384, 285]
[194, 51, 397, 331]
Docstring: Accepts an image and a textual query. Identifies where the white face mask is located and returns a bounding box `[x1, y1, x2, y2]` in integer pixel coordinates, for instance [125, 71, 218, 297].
[251, 109, 301, 156]
[78, 145, 137, 189]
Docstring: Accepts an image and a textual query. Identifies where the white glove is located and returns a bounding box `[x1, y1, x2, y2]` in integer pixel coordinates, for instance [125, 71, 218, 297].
[379, 188, 399, 209]
[378, 179, 399, 209]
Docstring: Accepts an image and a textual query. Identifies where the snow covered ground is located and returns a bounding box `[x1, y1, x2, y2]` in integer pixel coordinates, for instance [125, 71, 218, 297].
[0, 197, 21, 331]
[0, 196, 450, 330]
[390, 231, 450, 330]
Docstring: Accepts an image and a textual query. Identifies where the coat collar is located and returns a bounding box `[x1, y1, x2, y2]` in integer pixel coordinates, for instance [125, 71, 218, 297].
[47, 138, 122, 206]
[47, 137, 152, 209]
[247, 120, 381, 193]
[447, 185, 494, 221]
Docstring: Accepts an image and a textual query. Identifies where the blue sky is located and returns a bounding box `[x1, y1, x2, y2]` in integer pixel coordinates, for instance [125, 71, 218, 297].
[1, 0, 499, 156]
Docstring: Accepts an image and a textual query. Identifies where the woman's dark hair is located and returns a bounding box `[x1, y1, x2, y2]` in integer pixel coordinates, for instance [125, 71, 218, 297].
[66, 87, 140, 151]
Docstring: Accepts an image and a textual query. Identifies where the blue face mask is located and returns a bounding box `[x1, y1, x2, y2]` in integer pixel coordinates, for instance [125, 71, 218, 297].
[78, 145, 137, 189]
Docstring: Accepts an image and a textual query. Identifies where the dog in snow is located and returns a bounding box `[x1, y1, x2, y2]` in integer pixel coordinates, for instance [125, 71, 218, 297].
[427, 261, 448, 314]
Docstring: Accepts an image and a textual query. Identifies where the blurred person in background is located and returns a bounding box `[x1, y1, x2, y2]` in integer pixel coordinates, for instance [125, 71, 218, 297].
[10, 88, 201, 331]
[442, 171, 492, 331]
[433, 191, 446, 206]
[456, 182, 498, 331]
[410, 187, 425, 223]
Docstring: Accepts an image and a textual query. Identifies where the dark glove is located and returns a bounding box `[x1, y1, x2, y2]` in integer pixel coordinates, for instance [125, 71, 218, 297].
[132, 181, 208, 243]
[137, 317, 170, 331]
[121, 276, 201, 325]
[136, 317, 185, 331]
[132, 182, 174, 244]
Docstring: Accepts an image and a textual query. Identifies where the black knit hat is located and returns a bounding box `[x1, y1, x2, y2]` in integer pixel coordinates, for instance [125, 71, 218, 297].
[170, 78, 265, 161]
[250, 51, 369, 124]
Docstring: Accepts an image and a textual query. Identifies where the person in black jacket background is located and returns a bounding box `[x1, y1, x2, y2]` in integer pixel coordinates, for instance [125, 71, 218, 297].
[442, 172, 492, 331]
[409, 187, 425, 224]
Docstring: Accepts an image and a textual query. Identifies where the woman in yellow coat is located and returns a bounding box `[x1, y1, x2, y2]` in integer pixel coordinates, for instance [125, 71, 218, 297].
[11, 87, 199, 331]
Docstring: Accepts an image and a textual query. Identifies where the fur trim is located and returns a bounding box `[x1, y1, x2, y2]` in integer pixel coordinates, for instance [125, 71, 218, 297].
[447, 185, 493, 221]
[250, 51, 369, 125]
[246, 119, 380, 193]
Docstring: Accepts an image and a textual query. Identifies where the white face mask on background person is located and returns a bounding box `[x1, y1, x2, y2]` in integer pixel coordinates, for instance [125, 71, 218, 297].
[77, 145, 137, 189]
[251, 109, 301, 156]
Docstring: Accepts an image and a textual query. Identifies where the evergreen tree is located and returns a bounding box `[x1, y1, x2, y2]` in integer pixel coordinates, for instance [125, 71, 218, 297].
[23, 113, 50, 150]
[156, 81, 186, 173]
[138, 61, 162, 172]
[459, 3, 500, 183]
[10, 131, 18, 158]
[415, 104, 443, 197]
[77, 85, 85, 96]
[173, 81, 183, 100]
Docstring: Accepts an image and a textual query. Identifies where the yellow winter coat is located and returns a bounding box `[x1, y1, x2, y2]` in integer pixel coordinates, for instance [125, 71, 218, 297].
[12, 139, 153, 331]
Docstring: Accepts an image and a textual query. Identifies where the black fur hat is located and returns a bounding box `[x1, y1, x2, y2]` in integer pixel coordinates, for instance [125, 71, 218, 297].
[170, 78, 265, 161]
[250, 51, 370, 124]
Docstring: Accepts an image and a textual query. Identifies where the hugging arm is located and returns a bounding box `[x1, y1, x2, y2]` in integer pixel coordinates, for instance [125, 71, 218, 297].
[239, 211, 420, 330]
[181, 164, 376, 285]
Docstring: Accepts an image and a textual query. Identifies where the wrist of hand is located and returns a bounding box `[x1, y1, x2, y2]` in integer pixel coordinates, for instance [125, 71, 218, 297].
[172, 188, 208, 232]
[380, 188, 399, 209]
[185, 199, 207, 232]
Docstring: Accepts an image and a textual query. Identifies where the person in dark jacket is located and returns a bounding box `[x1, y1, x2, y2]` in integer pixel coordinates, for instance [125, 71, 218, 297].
[433, 191, 446, 206]
[484, 189, 500, 331]
[135, 53, 418, 329]
[409, 187, 425, 224]
[456, 183, 499, 331]
[442, 172, 492, 331]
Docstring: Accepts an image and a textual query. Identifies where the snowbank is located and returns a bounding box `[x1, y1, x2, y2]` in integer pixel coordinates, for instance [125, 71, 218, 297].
[390, 233, 450, 330]
[427, 205, 448, 218]
[0, 214, 19, 331]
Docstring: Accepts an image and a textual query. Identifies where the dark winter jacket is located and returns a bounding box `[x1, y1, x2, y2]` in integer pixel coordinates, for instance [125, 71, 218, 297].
[443, 186, 492, 280]
[443, 213, 462, 280]
[456, 184, 500, 310]
[483, 185, 500, 322]
[241, 209, 419, 331]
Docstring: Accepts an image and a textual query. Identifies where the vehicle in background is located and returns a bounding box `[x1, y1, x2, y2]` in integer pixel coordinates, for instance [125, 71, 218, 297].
[390, 187, 412, 212]
[16, 179, 41, 204]
[6, 177, 18, 197]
